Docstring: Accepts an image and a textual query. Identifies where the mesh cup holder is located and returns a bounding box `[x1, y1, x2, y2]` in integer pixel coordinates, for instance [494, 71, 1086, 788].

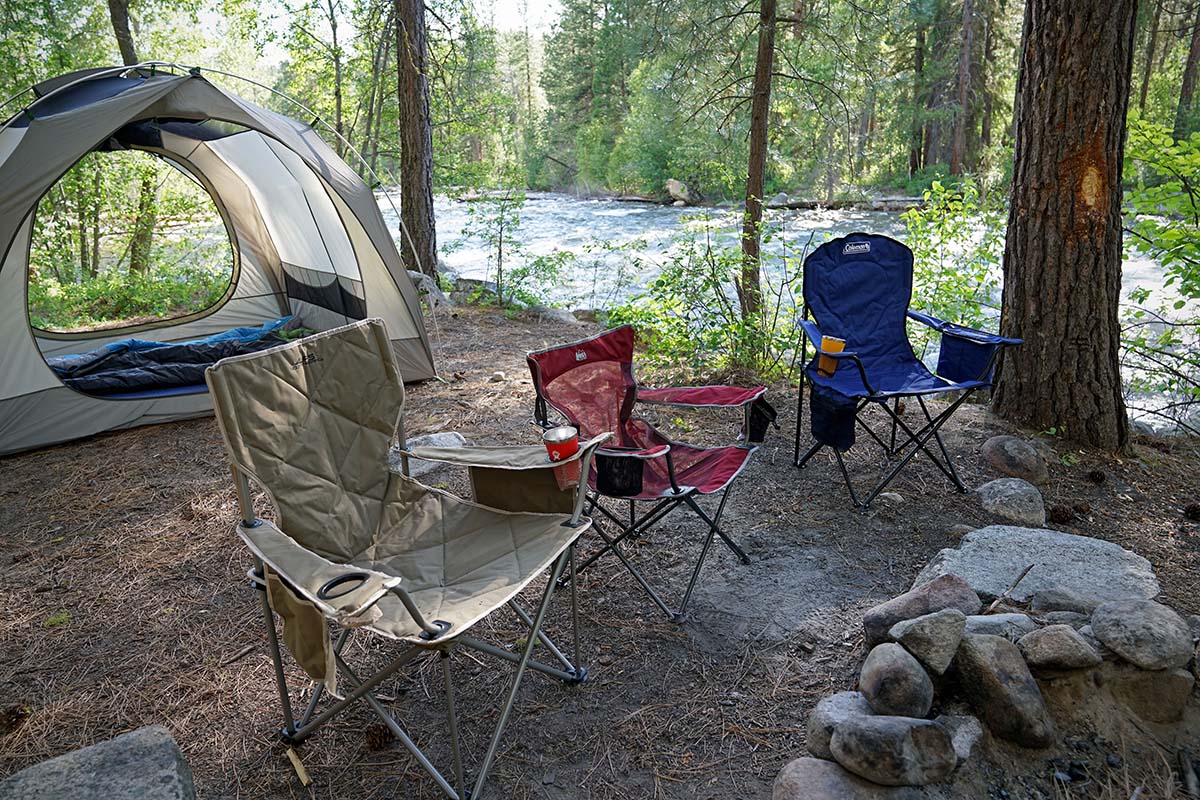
[595, 449, 645, 496]
[747, 397, 777, 444]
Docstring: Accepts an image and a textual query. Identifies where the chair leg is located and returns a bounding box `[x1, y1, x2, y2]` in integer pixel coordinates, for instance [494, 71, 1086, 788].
[441, 652, 466, 800]
[918, 395, 967, 491]
[683, 490, 748, 565]
[795, 439, 824, 468]
[676, 487, 737, 620]
[832, 449, 864, 510]
[257, 573, 297, 740]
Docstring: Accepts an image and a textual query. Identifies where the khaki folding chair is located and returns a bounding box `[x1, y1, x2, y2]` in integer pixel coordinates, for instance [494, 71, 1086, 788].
[206, 318, 610, 799]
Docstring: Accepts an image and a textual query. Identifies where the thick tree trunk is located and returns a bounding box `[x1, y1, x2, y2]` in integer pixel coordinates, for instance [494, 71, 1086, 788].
[739, 0, 775, 321]
[980, 2, 997, 149]
[395, 0, 439, 277]
[909, 24, 926, 176]
[1138, 0, 1161, 112]
[950, 0, 974, 174]
[993, 0, 1136, 451]
[128, 174, 157, 276]
[106, 0, 137, 66]
[1174, 7, 1200, 140]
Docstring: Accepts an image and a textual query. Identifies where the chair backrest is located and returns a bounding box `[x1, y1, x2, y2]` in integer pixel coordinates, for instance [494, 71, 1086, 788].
[803, 233, 916, 365]
[206, 319, 404, 562]
[527, 326, 636, 443]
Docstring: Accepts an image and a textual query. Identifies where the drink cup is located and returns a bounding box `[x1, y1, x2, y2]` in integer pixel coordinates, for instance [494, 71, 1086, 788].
[817, 335, 846, 378]
[543, 426, 580, 490]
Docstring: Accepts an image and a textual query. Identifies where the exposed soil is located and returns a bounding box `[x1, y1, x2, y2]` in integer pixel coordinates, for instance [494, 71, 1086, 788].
[1, 305, 1198, 799]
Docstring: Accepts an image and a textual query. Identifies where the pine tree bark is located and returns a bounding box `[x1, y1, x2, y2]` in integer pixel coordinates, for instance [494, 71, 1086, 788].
[993, 0, 1135, 451]
[395, 0, 439, 278]
[106, 0, 137, 66]
[739, 0, 775, 321]
[909, 24, 926, 176]
[949, 0, 974, 174]
[1174, 6, 1200, 140]
[1138, 0, 1161, 112]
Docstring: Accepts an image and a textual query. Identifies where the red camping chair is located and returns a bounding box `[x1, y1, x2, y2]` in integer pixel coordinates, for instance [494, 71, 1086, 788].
[527, 325, 777, 620]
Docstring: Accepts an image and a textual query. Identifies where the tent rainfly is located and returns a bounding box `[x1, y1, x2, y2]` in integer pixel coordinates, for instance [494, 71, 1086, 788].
[0, 65, 436, 456]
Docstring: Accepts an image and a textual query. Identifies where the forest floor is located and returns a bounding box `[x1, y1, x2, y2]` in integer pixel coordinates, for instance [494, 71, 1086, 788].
[1, 305, 1198, 799]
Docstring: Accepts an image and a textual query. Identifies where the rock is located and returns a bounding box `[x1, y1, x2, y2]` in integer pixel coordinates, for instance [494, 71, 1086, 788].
[1090, 599, 1193, 670]
[769, 192, 790, 206]
[877, 492, 905, 507]
[773, 757, 930, 800]
[529, 305, 580, 325]
[860, 644, 935, 717]
[1018, 625, 1102, 670]
[1188, 614, 1200, 643]
[671, 199, 686, 207]
[888, 609, 966, 675]
[981, 436, 1049, 485]
[1077, 625, 1121, 662]
[1029, 586, 1098, 615]
[975, 478, 1045, 526]
[390, 432, 471, 478]
[947, 524, 974, 538]
[954, 634, 1055, 748]
[964, 613, 1039, 642]
[665, 178, 696, 204]
[807, 691, 873, 760]
[1038, 611, 1089, 629]
[407, 269, 453, 308]
[913, 525, 1160, 607]
[0, 725, 195, 800]
[572, 309, 600, 324]
[934, 715, 983, 763]
[1103, 664, 1195, 724]
[830, 716, 957, 787]
[489, 370, 506, 382]
[1131, 419, 1157, 436]
[864, 573, 982, 646]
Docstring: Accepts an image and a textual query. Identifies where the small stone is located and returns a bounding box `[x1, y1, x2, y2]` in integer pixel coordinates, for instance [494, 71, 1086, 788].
[1188, 615, 1200, 643]
[888, 608, 967, 675]
[948, 523, 975, 538]
[934, 714, 983, 763]
[954, 634, 1055, 748]
[1091, 599, 1193, 670]
[830, 716, 957, 787]
[489, 371, 506, 382]
[859, 644, 934, 717]
[1018, 625, 1102, 670]
[1029, 586, 1098, 615]
[773, 757, 928, 800]
[863, 573, 982, 646]
[1039, 611, 1089, 629]
[1047, 505, 1075, 524]
[877, 492, 904, 506]
[964, 613, 1040, 642]
[1183, 502, 1200, 522]
[1104, 663, 1195, 724]
[542, 770, 556, 785]
[981, 435, 1050, 485]
[806, 691, 874, 761]
[975, 478, 1046, 526]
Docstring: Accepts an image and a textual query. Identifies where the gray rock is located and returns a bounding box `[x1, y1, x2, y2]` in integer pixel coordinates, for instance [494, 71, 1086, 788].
[773, 757, 930, 800]
[407, 269, 453, 308]
[529, 305, 580, 325]
[888, 608, 967, 675]
[877, 492, 905, 507]
[1091, 599, 1193, 670]
[665, 178, 695, 204]
[947, 523, 975, 538]
[1103, 663, 1195, 724]
[1189, 614, 1200, 643]
[390, 432, 471, 478]
[0, 725, 195, 800]
[860, 644, 935, 717]
[1077, 625, 1121, 662]
[934, 715, 983, 763]
[1029, 586, 1099, 615]
[1038, 611, 1089, 629]
[807, 691, 874, 760]
[830, 716, 957, 787]
[964, 613, 1039, 642]
[671, 199, 686, 207]
[981, 435, 1050, 485]
[489, 370, 506, 382]
[975, 478, 1046, 526]
[913, 525, 1160, 607]
[769, 192, 790, 206]
[1018, 625, 1102, 670]
[954, 634, 1055, 748]
[864, 573, 982, 646]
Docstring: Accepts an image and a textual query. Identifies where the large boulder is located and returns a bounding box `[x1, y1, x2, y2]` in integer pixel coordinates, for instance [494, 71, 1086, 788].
[954, 634, 1055, 748]
[773, 757, 930, 800]
[1103, 663, 1196, 724]
[1029, 586, 1099, 615]
[1090, 599, 1194, 670]
[963, 613, 1039, 642]
[665, 178, 696, 204]
[0, 726, 195, 800]
[980, 436, 1049, 485]
[975, 478, 1046, 526]
[864, 574, 982, 646]
[830, 716, 957, 787]
[888, 609, 966, 675]
[391, 432, 470, 478]
[1017, 625, 1102, 670]
[913, 526, 1160, 607]
[860, 644, 935, 717]
[807, 691, 874, 760]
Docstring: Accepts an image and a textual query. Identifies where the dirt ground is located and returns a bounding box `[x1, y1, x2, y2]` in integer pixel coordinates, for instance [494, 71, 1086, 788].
[1, 306, 1198, 799]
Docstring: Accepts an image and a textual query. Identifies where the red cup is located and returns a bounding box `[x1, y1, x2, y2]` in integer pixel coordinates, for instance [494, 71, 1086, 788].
[543, 426, 579, 462]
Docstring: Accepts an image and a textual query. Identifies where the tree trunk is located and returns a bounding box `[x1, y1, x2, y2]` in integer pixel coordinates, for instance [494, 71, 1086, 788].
[950, 0, 974, 174]
[1174, 6, 1200, 140]
[910, 24, 926, 176]
[90, 162, 101, 277]
[1138, 0, 1161, 112]
[328, 0, 345, 158]
[395, 0, 439, 278]
[739, 0, 775, 322]
[106, 0, 137, 66]
[128, 174, 157, 276]
[980, 2, 997, 149]
[993, 0, 1135, 451]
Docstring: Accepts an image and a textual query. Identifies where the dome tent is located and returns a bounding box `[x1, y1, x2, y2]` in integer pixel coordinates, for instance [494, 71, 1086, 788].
[0, 64, 436, 456]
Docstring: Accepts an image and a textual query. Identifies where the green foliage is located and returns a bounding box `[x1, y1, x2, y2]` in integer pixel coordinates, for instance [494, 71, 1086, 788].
[901, 176, 1004, 353]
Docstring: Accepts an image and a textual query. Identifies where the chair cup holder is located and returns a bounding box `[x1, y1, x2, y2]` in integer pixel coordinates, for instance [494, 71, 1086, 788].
[746, 397, 778, 444]
[595, 450, 645, 497]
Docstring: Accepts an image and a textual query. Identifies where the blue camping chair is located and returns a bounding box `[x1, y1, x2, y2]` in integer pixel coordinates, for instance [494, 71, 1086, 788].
[793, 232, 1021, 510]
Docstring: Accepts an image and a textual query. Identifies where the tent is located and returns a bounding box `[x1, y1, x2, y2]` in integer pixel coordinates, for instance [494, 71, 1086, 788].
[0, 64, 436, 456]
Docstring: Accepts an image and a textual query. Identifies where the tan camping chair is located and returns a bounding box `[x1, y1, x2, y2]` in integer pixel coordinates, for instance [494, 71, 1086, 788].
[206, 318, 609, 800]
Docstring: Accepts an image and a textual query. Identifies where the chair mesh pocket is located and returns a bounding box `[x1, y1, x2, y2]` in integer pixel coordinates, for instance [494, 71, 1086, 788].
[810, 385, 856, 452]
[595, 450, 645, 496]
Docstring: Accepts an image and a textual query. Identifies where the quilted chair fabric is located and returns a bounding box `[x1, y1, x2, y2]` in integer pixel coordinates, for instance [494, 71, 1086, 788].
[207, 319, 585, 643]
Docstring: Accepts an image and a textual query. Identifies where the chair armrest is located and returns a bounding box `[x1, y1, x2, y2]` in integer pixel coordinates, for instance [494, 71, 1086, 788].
[907, 310, 1022, 346]
[637, 386, 766, 408]
[596, 444, 671, 460]
[798, 319, 876, 395]
[400, 433, 613, 471]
